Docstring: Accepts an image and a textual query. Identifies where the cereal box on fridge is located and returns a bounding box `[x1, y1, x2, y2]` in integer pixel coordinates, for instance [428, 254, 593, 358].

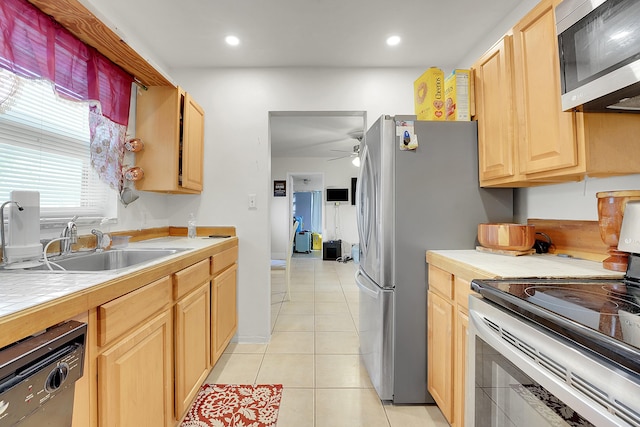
[413, 67, 445, 121]
[444, 69, 470, 121]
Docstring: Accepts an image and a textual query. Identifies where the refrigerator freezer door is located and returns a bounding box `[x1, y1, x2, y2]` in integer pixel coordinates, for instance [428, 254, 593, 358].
[356, 268, 394, 400]
[357, 116, 395, 288]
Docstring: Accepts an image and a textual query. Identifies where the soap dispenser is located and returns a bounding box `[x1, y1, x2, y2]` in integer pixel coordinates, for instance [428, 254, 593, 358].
[188, 213, 197, 239]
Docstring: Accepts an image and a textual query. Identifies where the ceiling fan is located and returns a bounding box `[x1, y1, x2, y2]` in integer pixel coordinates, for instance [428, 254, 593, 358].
[328, 134, 363, 163]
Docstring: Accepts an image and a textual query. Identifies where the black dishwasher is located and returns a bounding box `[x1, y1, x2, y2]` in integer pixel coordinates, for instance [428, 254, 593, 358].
[0, 320, 86, 426]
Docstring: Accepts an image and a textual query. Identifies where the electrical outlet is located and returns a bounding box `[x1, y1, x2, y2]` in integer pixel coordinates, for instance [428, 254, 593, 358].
[248, 194, 257, 209]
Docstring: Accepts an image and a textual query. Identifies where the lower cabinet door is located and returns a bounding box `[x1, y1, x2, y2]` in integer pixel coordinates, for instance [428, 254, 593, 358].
[98, 309, 173, 427]
[454, 308, 469, 427]
[175, 282, 211, 419]
[212, 264, 238, 365]
[427, 290, 454, 423]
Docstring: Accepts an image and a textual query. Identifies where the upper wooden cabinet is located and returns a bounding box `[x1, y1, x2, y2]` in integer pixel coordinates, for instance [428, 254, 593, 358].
[474, 0, 640, 187]
[512, 0, 578, 176]
[474, 35, 522, 185]
[135, 86, 205, 194]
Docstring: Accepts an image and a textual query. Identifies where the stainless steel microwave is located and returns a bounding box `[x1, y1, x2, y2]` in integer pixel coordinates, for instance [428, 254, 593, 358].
[556, 0, 640, 112]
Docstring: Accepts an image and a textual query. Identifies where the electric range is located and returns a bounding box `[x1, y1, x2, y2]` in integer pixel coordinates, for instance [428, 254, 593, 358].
[471, 258, 640, 378]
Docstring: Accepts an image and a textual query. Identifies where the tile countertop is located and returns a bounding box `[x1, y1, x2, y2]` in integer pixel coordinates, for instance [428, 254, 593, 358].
[426, 249, 625, 280]
[0, 236, 233, 319]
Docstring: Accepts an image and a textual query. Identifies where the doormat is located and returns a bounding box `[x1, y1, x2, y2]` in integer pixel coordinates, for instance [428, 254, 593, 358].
[510, 383, 591, 426]
[180, 384, 283, 427]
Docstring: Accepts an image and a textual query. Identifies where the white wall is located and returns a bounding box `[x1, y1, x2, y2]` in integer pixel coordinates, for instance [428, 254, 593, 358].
[271, 157, 360, 259]
[162, 67, 421, 343]
[457, 0, 540, 69]
[519, 176, 640, 221]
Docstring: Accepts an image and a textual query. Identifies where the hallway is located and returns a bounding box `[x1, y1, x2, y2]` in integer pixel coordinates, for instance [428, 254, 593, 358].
[205, 257, 448, 426]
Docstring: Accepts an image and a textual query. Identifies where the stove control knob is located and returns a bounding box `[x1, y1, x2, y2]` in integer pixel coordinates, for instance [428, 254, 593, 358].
[45, 363, 69, 393]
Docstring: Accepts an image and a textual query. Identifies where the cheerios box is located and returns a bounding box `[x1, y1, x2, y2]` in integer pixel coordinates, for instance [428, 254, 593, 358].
[444, 69, 470, 121]
[413, 67, 445, 121]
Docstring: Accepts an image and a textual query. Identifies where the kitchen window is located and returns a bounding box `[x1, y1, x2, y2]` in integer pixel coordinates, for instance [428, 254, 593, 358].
[0, 0, 134, 224]
[0, 72, 113, 219]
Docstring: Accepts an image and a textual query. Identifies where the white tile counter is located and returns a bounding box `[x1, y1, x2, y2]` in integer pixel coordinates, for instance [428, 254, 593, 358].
[0, 236, 235, 346]
[427, 249, 624, 280]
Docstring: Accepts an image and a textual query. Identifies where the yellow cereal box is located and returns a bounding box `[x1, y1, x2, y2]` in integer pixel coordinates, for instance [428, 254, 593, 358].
[414, 67, 445, 121]
[444, 69, 470, 121]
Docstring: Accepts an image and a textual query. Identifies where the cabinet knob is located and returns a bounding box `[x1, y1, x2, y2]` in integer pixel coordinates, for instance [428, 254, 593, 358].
[124, 138, 144, 152]
[124, 167, 144, 181]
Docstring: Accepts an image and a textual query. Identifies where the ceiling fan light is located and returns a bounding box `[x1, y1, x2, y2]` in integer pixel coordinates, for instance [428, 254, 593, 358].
[386, 35, 401, 46]
[352, 156, 361, 167]
[225, 35, 240, 46]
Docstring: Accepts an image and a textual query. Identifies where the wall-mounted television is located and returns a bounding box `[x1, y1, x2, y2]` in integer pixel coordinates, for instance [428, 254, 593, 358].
[326, 188, 349, 202]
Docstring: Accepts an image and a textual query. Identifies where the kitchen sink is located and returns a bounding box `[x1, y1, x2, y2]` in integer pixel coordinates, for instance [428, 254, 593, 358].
[25, 248, 188, 272]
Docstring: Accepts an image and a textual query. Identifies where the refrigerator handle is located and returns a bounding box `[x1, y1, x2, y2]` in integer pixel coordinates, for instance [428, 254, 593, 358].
[357, 144, 371, 253]
[355, 270, 379, 299]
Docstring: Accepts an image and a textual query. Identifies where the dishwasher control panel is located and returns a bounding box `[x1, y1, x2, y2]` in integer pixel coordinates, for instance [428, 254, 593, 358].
[0, 321, 86, 426]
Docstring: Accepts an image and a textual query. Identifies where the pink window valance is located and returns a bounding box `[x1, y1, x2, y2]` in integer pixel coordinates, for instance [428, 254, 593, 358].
[0, 0, 133, 126]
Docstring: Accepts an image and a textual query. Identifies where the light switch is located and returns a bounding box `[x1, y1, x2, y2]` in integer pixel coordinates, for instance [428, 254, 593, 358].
[248, 194, 257, 209]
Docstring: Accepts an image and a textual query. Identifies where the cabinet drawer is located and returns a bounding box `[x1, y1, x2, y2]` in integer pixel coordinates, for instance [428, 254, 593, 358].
[174, 259, 210, 300]
[98, 276, 172, 347]
[211, 245, 238, 275]
[428, 265, 453, 299]
[454, 277, 477, 311]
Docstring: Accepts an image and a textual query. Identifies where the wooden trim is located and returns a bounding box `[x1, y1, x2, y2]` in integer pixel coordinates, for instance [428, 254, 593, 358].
[169, 226, 238, 237]
[527, 218, 608, 262]
[27, 0, 172, 87]
[110, 227, 171, 242]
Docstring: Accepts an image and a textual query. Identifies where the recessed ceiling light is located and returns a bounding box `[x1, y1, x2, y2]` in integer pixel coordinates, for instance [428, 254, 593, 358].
[386, 35, 401, 46]
[225, 35, 240, 46]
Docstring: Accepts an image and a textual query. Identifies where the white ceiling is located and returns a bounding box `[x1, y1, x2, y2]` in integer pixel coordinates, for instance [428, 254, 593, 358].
[270, 112, 365, 159]
[88, 0, 522, 69]
[85, 0, 524, 157]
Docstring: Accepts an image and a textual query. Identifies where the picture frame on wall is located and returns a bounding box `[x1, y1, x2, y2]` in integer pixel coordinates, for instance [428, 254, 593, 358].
[274, 180, 286, 197]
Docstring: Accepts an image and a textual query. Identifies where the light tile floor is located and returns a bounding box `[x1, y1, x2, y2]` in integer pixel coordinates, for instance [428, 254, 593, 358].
[205, 256, 449, 427]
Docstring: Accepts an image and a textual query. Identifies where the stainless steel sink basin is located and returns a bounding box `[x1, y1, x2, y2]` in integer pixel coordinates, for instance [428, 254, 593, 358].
[26, 248, 188, 272]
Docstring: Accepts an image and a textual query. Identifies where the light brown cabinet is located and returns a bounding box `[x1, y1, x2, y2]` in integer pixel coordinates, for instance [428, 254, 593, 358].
[211, 246, 239, 365]
[96, 276, 174, 427]
[512, 0, 577, 176]
[474, 35, 521, 185]
[427, 288, 453, 424]
[474, 0, 640, 187]
[135, 86, 205, 194]
[98, 309, 174, 427]
[174, 259, 211, 420]
[428, 265, 484, 427]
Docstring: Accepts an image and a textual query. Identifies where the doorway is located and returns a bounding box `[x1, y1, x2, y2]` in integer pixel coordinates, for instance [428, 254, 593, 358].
[290, 173, 324, 258]
[269, 110, 366, 261]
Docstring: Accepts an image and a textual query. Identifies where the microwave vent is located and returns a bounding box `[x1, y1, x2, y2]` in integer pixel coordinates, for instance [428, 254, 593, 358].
[607, 94, 640, 111]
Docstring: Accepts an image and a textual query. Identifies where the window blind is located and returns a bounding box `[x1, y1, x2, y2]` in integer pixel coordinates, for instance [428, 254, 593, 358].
[0, 74, 112, 218]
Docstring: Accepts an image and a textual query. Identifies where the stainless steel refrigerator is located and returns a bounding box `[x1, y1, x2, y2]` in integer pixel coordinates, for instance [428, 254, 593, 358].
[356, 115, 513, 403]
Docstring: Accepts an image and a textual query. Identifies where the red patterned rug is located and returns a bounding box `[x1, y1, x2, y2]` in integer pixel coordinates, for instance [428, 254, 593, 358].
[180, 384, 283, 427]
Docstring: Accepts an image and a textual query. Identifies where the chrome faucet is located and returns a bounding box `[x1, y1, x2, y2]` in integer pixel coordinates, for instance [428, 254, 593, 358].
[60, 215, 78, 256]
[1, 201, 24, 265]
[91, 228, 108, 252]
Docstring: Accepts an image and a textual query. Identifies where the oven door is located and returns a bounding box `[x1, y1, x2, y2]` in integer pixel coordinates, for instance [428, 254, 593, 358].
[466, 296, 640, 427]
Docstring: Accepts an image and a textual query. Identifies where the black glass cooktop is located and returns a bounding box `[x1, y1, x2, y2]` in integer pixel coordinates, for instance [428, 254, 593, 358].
[471, 277, 640, 376]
